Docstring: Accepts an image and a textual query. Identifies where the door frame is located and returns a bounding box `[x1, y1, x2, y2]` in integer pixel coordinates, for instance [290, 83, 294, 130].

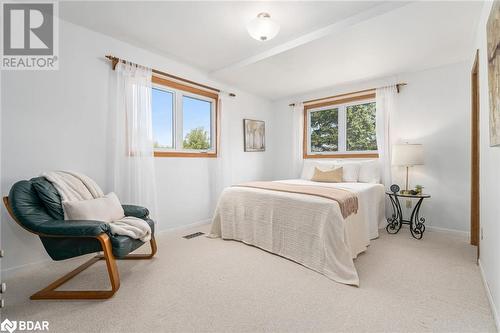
[470, 49, 480, 249]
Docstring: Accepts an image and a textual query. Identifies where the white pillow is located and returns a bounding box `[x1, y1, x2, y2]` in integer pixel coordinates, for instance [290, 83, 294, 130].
[63, 192, 125, 222]
[334, 161, 361, 182]
[358, 160, 381, 183]
[300, 160, 336, 180]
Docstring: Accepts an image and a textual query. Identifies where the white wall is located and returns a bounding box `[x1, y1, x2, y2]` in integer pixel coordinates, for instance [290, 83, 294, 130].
[0, 19, 274, 272]
[471, 1, 500, 328]
[271, 61, 471, 232]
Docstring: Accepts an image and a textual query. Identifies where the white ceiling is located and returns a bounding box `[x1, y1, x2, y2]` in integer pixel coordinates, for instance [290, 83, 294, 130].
[60, 1, 484, 100]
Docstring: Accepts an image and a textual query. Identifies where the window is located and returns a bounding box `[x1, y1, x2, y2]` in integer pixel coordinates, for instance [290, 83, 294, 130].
[310, 107, 339, 152]
[346, 102, 377, 151]
[182, 96, 212, 150]
[304, 94, 378, 158]
[151, 76, 218, 157]
[152, 88, 174, 149]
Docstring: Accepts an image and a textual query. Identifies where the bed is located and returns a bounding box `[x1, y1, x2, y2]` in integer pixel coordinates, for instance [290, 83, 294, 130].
[209, 160, 386, 286]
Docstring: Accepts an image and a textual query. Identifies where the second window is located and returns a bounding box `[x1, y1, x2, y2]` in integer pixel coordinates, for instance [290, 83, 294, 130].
[306, 98, 377, 157]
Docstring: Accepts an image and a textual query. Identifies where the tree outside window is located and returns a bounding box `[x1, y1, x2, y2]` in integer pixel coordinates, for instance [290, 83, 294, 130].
[310, 108, 339, 152]
[346, 102, 377, 151]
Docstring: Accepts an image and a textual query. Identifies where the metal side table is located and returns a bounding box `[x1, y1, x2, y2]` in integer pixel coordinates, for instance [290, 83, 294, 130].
[386, 192, 431, 239]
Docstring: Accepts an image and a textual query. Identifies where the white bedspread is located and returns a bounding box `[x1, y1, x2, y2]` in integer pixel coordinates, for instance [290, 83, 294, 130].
[279, 180, 386, 249]
[209, 179, 385, 286]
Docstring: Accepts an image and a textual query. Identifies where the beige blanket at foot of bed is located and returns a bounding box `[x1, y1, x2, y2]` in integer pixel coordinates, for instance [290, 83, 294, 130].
[234, 181, 358, 219]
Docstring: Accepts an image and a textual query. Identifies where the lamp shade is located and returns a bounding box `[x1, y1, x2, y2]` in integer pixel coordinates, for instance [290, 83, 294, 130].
[247, 13, 280, 41]
[392, 144, 424, 166]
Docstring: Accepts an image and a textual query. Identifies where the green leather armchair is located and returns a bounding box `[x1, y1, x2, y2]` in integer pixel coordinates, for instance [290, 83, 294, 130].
[4, 177, 157, 300]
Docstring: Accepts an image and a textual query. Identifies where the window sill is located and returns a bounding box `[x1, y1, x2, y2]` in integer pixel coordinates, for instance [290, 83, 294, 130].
[154, 151, 217, 158]
[304, 153, 379, 159]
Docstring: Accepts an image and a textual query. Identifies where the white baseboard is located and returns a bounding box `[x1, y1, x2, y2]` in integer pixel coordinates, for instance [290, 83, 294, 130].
[478, 259, 500, 332]
[1, 219, 213, 279]
[378, 224, 470, 240]
[425, 225, 470, 240]
[156, 219, 211, 235]
[1, 257, 55, 279]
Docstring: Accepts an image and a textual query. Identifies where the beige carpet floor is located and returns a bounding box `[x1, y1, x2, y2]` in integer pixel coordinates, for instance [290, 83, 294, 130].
[2, 225, 496, 333]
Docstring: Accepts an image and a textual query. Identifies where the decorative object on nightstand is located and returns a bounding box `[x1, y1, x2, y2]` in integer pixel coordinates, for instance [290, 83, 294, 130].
[414, 185, 424, 195]
[390, 184, 400, 193]
[392, 143, 424, 194]
[386, 191, 430, 239]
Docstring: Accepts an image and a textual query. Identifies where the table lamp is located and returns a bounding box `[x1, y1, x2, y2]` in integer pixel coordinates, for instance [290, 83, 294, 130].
[392, 143, 424, 194]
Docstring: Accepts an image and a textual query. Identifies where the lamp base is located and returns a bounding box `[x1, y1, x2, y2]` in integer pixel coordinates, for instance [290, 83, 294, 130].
[400, 190, 412, 195]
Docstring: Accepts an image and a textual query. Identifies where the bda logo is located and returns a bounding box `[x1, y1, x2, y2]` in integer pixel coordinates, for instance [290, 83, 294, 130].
[0, 319, 17, 333]
[0, 319, 49, 333]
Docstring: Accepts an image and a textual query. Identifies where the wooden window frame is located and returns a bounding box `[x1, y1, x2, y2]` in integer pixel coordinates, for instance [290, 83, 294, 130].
[303, 92, 379, 159]
[152, 75, 219, 158]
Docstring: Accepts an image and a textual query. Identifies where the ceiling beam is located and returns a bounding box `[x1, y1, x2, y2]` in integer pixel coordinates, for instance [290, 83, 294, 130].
[211, 1, 412, 76]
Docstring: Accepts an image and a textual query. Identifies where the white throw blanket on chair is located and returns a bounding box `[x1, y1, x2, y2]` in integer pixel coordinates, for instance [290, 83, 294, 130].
[42, 171, 152, 242]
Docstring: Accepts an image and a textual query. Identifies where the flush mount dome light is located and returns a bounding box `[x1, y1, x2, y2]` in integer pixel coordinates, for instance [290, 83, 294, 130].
[246, 12, 280, 41]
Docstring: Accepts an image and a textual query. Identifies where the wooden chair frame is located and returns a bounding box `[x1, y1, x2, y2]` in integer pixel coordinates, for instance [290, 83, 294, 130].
[3, 196, 157, 300]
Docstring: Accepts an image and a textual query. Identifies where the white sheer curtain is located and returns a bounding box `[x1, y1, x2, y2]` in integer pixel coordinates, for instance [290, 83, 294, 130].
[291, 102, 304, 178]
[209, 95, 233, 211]
[376, 85, 398, 189]
[109, 61, 157, 218]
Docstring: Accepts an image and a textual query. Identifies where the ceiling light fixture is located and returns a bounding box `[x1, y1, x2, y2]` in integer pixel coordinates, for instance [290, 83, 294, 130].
[246, 12, 280, 41]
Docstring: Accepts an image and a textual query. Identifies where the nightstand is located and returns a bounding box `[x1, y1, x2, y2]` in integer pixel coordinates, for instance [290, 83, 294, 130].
[385, 192, 431, 239]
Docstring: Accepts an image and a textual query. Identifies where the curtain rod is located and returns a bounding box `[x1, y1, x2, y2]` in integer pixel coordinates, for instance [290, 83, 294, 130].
[288, 82, 407, 107]
[105, 55, 235, 97]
